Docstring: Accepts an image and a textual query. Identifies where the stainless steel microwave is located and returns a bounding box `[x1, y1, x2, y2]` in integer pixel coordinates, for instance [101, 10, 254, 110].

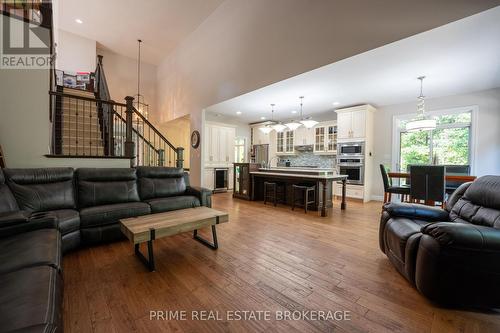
[338, 142, 364, 156]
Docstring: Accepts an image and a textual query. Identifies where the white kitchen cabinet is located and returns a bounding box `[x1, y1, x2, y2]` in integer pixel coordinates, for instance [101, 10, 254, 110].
[276, 130, 294, 155]
[204, 122, 236, 166]
[351, 109, 366, 139]
[295, 127, 314, 145]
[313, 122, 337, 154]
[336, 112, 353, 140]
[228, 167, 233, 190]
[335, 105, 373, 140]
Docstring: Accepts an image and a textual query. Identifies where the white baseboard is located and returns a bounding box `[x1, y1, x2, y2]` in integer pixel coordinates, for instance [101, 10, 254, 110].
[370, 195, 384, 202]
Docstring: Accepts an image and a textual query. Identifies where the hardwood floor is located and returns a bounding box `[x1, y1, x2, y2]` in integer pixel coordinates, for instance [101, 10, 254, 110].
[63, 194, 500, 332]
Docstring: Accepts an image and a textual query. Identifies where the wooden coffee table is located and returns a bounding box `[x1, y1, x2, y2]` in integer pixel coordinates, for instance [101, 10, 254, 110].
[120, 206, 229, 271]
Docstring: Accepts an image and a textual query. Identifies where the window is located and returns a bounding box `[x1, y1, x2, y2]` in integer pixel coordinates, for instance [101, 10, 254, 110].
[395, 108, 474, 172]
[234, 137, 246, 163]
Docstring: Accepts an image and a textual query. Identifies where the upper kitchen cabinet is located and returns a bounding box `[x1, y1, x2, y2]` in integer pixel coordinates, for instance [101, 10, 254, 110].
[335, 105, 376, 141]
[204, 122, 236, 166]
[294, 127, 314, 146]
[276, 130, 295, 155]
[313, 121, 337, 154]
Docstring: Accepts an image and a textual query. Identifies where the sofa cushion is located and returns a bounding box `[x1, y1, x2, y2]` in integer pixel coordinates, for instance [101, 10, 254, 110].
[0, 266, 62, 332]
[450, 176, 500, 228]
[79, 202, 151, 228]
[30, 209, 80, 235]
[0, 229, 61, 275]
[76, 168, 140, 208]
[137, 166, 188, 200]
[0, 169, 19, 214]
[145, 195, 200, 213]
[4, 168, 75, 212]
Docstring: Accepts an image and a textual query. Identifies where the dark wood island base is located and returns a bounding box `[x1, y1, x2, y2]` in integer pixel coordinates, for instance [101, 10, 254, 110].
[250, 171, 348, 217]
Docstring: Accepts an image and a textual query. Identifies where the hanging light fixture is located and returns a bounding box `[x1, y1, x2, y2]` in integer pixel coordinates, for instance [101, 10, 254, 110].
[259, 104, 274, 134]
[134, 39, 149, 119]
[285, 101, 302, 131]
[298, 96, 318, 128]
[270, 104, 287, 132]
[405, 76, 436, 132]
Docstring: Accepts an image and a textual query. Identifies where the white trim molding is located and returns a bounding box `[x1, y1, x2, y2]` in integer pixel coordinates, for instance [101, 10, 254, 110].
[391, 105, 478, 174]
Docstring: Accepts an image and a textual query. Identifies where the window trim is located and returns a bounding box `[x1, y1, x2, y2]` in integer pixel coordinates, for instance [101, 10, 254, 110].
[392, 105, 478, 174]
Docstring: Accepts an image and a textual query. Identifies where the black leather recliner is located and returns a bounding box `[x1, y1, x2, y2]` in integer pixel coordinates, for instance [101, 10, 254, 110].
[380, 175, 500, 308]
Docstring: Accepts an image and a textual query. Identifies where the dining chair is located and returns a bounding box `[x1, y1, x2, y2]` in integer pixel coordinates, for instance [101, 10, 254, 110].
[444, 165, 470, 195]
[380, 164, 410, 203]
[409, 165, 445, 206]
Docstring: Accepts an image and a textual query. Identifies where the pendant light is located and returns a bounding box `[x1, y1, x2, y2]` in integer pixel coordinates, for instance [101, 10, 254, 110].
[285, 101, 302, 131]
[134, 39, 149, 119]
[270, 104, 287, 132]
[405, 76, 436, 132]
[259, 104, 274, 134]
[298, 96, 318, 128]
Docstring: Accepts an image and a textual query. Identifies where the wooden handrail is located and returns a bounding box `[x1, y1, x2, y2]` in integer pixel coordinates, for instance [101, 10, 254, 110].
[49, 91, 127, 107]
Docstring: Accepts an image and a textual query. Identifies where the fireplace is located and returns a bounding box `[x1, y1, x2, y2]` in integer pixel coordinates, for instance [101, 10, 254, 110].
[214, 168, 228, 193]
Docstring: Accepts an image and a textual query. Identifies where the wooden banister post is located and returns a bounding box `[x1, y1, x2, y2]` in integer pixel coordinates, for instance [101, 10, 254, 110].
[125, 96, 135, 166]
[176, 147, 184, 168]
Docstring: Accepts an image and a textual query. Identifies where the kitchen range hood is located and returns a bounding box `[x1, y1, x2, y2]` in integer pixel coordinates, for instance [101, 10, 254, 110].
[294, 144, 313, 152]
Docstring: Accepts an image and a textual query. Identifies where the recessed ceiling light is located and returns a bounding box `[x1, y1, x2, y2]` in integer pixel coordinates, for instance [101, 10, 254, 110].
[333, 101, 340, 106]
[236, 111, 242, 115]
[260, 116, 266, 120]
[291, 110, 298, 114]
[75, 18, 83, 24]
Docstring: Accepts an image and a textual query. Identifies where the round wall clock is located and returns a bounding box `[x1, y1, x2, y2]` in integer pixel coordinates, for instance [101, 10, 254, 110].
[191, 130, 201, 149]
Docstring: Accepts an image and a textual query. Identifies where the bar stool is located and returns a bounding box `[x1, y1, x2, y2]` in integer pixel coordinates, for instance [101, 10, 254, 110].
[292, 184, 316, 213]
[264, 182, 286, 206]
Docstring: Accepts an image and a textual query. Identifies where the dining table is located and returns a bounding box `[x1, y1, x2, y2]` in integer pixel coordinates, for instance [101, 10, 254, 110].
[387, 172, 477, 183]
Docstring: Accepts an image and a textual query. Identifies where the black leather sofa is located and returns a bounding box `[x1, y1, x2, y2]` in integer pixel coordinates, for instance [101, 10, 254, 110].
[380, 175, 500, 308]
[0, 166, 211, 332]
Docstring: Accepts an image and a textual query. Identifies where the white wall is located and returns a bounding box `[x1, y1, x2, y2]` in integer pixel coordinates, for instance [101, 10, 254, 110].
[0, 68, 129, 168]
[371, 88, 500, 199]
[56, 29, 96, 73]
[97, 47, 158, 114]
[154, 0, 493, 185]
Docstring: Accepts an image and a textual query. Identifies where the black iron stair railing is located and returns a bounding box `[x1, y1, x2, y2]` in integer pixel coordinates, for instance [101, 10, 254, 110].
[48, 90, 184, 168]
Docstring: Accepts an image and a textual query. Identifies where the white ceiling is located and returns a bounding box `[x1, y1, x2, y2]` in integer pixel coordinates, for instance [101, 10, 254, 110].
[57, 0, 224, 65]
[206, 6, 500, 124]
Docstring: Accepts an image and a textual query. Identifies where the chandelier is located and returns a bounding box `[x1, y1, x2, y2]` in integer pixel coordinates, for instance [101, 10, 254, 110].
[405, 76, 436, 132]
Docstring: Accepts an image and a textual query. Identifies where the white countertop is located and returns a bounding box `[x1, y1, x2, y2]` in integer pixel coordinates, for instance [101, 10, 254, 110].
[251, 171, 347, 180]
[259, 167, 336, 173]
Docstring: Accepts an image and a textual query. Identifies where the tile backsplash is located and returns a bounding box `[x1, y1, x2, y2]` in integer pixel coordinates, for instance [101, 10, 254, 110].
[280, 151, 336, 169]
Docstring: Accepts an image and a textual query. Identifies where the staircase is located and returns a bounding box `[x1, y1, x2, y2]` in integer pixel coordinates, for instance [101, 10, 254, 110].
[57, 87, 105, 156]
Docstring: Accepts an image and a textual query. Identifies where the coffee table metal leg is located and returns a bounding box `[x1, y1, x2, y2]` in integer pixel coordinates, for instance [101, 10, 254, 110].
[193, 225, 218, 250]
[135, 241, 155, 271]
[134, 228, 156, 272]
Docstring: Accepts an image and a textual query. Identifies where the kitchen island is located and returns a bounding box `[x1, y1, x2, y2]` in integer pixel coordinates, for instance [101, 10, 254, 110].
[250, 168, 348, 217]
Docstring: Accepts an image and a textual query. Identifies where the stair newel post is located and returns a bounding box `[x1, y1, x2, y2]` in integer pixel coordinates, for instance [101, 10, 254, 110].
[176, 147, 184, 168]
[125, 96, 136, 167]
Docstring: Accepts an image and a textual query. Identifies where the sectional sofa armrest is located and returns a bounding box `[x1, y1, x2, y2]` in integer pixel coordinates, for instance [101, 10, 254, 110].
[0, 211, 30, 227]
[383, 202, 450, 222]
[422, 222, 500, 251]
[0, 211, 57, 238]
[186, 186, 212, 207]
